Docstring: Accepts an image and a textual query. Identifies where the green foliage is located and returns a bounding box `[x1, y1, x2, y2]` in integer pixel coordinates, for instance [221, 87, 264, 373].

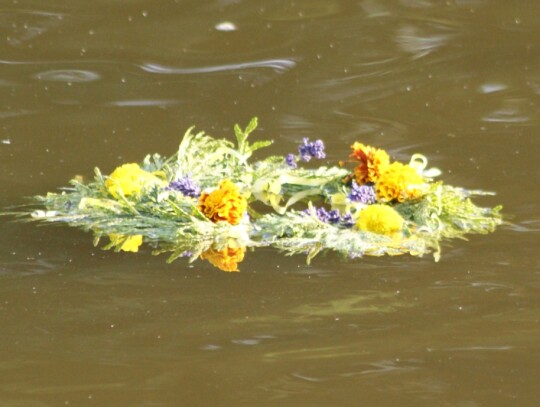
[234, 117, 273, 159]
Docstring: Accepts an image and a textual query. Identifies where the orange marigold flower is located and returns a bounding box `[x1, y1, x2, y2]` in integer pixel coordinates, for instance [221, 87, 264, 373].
[350, 142, 390, 184]
[376, 162, 425, 203]
[200, 246, 246, 272]
[198, 179, 247, 225]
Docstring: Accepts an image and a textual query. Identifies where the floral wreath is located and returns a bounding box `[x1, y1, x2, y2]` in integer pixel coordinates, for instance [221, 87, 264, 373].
[15, 118, 502, 271]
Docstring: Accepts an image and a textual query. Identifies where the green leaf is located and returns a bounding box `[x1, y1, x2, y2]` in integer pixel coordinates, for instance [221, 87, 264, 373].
[234, 123, 245, 145]
[249, 140, 273, 152]
[244, 117, 258, 137]
[234, 117, 266, 159]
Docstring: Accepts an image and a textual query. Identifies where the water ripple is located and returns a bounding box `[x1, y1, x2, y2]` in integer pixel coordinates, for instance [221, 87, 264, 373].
[479, 82, 508, 94]
[0, 110, 35, 119]
[505, 221, 540, 233]
[106, 99, 180, 107]
[0, 258, 59, 277]
[140, 58, 297, 75]
[433, 345, 513, 352]
[396, 24, 456, 59]
[33, 69, 100, 83]
[1, 10, 66, 46]
[341, 359, 421, 376]
[482, 98, 532, 124]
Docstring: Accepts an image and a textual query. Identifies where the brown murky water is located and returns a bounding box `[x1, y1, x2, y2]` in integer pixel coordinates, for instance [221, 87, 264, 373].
[1, 1, 540, 406]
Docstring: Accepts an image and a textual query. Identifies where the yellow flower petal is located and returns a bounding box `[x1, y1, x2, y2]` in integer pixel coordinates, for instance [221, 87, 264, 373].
[376, 162, 425, 203]
[108, 234, 143, 252]
[356, 204, 404, 235]
[105, 163, 166, 199]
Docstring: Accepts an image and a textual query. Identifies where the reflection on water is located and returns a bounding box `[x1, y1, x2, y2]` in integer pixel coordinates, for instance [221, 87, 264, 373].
[140, 59, 297, 75]
[1, 0, 540, 406]
[33, 69, 101, 82]
[290, 291, 409, 317]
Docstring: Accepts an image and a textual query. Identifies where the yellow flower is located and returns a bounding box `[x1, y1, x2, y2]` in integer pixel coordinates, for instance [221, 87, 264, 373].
[200, 246, 246, 272]
[105, 163, 166, 199]
[108, 234, 143, 252]
[376, 162, 425, 203]
[198, 180, 247, 225]
[350, 142, 390, 184]
[356, 204, 404, 235]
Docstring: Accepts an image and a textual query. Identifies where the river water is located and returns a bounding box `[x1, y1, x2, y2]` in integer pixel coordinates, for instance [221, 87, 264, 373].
[1, 1, 539, 406]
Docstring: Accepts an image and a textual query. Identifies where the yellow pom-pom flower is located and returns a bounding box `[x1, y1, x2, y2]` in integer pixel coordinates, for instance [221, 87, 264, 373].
[200, 246, 246, 272]
[108, 234, 143, 252]
[356, 204, 404, 235]
[198, 179, 248, 225]
[350, 142, 390, 184]
[376, 162, 425, 203]
[105, 163, 165, 199]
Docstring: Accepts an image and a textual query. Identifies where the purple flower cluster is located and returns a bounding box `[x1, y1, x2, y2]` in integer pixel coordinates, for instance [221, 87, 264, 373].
[285, 153, 297, 168]
[167, 175, 201, 198]
[341, 213, 354, 228]
[348, 181, 377, 205]
[298, 138, 326, 162]
[304, 207, 354, 228]
[285, 138, 326, 167]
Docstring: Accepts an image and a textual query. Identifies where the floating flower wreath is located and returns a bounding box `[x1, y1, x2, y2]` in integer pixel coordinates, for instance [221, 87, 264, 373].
[12, 118, 502, 271]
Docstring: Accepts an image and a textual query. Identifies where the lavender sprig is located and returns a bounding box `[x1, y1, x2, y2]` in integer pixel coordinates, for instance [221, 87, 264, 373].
[348, 181, 376, 204]
[285, 153, 298, 168]
[298, 138, 326, 162]
[167, 175, 201, 198]
[303, 206, 354, 228]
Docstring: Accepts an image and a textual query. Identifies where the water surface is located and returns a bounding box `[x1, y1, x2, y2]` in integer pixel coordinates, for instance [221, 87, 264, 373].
[1, 1, 540, 406]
